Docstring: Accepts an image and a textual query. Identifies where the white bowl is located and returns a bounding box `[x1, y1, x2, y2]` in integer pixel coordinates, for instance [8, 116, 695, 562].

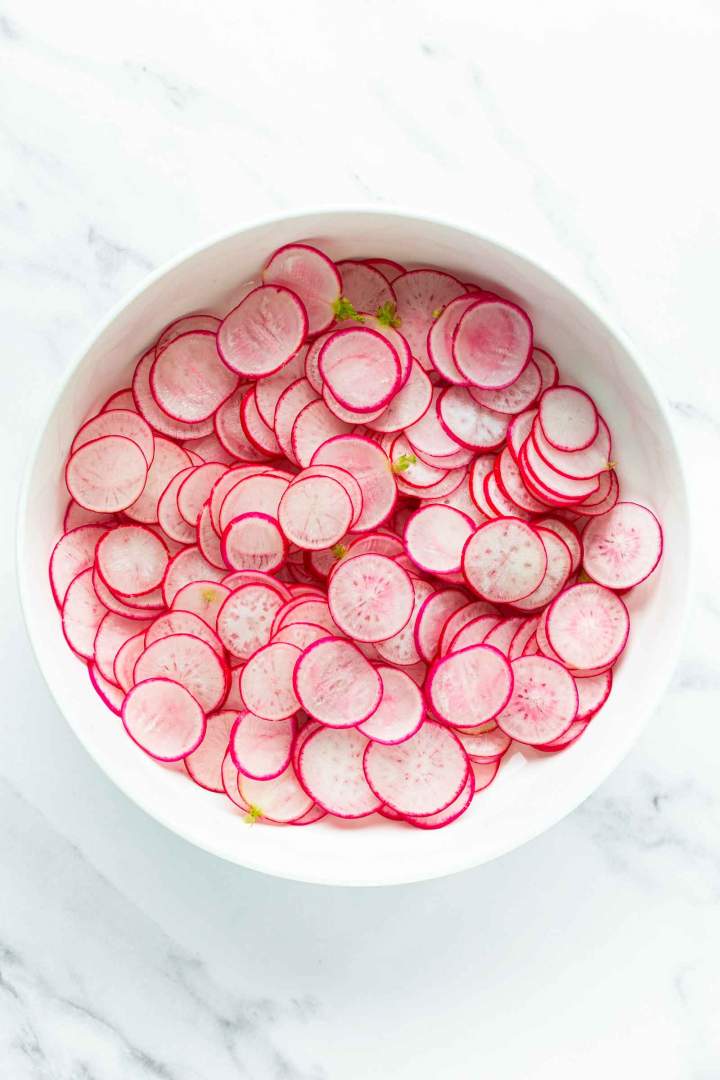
[18, 209, 690, 886]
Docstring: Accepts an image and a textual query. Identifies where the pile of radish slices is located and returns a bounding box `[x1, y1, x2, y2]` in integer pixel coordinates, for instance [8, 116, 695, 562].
[50, 243, 664, 829]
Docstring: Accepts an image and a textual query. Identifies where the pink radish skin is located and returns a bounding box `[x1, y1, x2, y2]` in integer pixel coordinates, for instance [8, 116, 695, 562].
[575, 669, 613, 722]
[311, 435, 397, 532]
[171, 580, 231, 631]
[463, 518, 547, 604]
[263, 243, 341, 335]
[437, 387, 510, 451]
[157, 467, 197, 544]
[363, 720, 469, 817]
[496, 655, 578, 745]
[533, 415, 611, 479]
[453, 298, 532, 390]
[393, 269, 466, 370]
[546, 583, 630, 671]
[50, 524, 108, 608]
[72, 408, 155, 467]
[156, 313, 221, 352]
[132, 349, 214, 441]
[114, 632, 146, 691]
[438, 600, 497, 658]
[215, 389, 272, 462]
[414, 589, 468, 663]
[222, 512, 287, 573]
[510, 528, 572, 612]
[237, 764, 314, 824]
[150, 331, 238, 423]
[337, 260, 396, 315]
[375, 578, 434, 668]
[272, 621, 330, 650]
[448, 614, 501, 654]
[539, 385, 599, 452]
[532, 347, 559, 392]
[536, 517, 583, 574]
[197, 503, 228, 570]
[218, 285, 308, 378]
[291, 399, 352, 469]
[62, 568, 107, 659]
[146, 609, 223, 658]
[66, 435, 148, 514]
[94, 611, 150, 683]
[240, 642, 301, 720]
[405, 769, 475, 829]
[185, 710, 237, 792]
[177, 463, 227, 526]
[293, 636, 382, 728]
[240, 389, 282, 456]
[230, 711, 296, 780]
[367, 360, 433, 434]
[221, 751, 250, 811]
[125, 437, 192, 525]
[456, 724, 511, 763]
[404, 505, 475, 576]
[365, 258, 405, 282]
[357, 665, 425, 745]
[89, 663, 124, 715]
[217, 582, 285, 660]
[471, 759, 501, 794]
[219, 473, 289, 534]
[427, 295, 478, 384]
[581, 502, 663, 589]
[328, 553, 415, 643]
[96, 525, 169, 597]
[123, 678, 206, 761]
[428, 644, 513, 728]
[298, 726, 381, 818]
[162, 546, 226, 606]
[278, 475, 353, 551]
[470, 359, 541, 415]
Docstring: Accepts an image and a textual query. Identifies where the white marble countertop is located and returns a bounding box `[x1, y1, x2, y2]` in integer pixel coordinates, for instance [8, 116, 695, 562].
[2, 1, 719, 1076]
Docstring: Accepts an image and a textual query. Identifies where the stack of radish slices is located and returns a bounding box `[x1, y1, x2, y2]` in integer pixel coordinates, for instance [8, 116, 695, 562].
[51, 243, 664, 829]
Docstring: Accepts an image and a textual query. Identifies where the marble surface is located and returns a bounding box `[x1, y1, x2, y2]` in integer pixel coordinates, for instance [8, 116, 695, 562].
[2, 1, 719, 1076]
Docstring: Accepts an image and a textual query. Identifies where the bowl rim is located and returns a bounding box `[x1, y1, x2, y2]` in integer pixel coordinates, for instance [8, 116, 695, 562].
[16, 205, 693, 886]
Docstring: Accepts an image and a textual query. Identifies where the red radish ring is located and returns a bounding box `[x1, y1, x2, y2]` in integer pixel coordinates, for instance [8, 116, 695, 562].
[185, 710, 237, 792]
[337, 260, 395, 314]
[171, 580, 231, 631]
[447, 614, 502, 654]
[218, 285, 308, 377]
[219, 473, 289, 534]
[66, 435, 148, 513]
[546, 583, 630, 670]
[150, 331, 238, 422]
[134, 632, 228, 713]
[368, 359, 433, 433]
[132, 349, 214, 441]
[363, 720, 469, 817]
[322, 383, 385, 424]
[511, 528, 572, 612]
[575, 669, 613, 722]
[230, 712, 295, 781]
[405, 769, 475, 829]
[177, 463, 227, 526]
[156, 313, 221, 352]
[237, 764, 314, 824]
[453, 298, 532, 389]
[50, 524, 108, 608]
[146, 609, 224, 657]
[157, 467, 196, 544]
[581, 502, 663, 589]
[273, 621, 330, 650]
[94, 610, 147, 682]
[393, 269, 466, 369]
[374, 578, 434, 668]
[162, 545, 226, 606]
[427, 295, 478, 384]
[437, 387, 510, 450]
[470, 359, 542, 415]
[532, 347, 559, 392]
[72, 408, 155, 467]
[438, 599, 496, 657]
[114, 632, 146, 690]
[221, 512, 287, 573]
[328, 553, 415, 642]
[456, 724, 511, 763]
[293, 637, 382, 728]
[365, 257, 405, 282]
[263, 243, 341, 335]
[462, 518, 547, 604]
[278, 474, 353, 550]
[522, 436, 600, 500]
[533, 415, 611, 479]
[414, 589, 468, 663]
[254, 348, 307, 427]
[293, 464, 362, 527]
[496, 656, 578, 745]
[124, 437, 191, 524]
[197, 503, 227, 570]
[291, 399, 351, 468]
[61, 568, 107, 658]
[311, 435, 397, 532]
[240, 641, 301, 720]
[221, 751, 249, 811]
[123, 678, 206, 761]
[298, 727, 381, 818]
[240, 389, 281, 456]
[495, 447, 546, 513]
[89, 664, 125, 714]
[214, 389, 271, 462]
[357, 665, 424, 745]
[96, 525, 169, 597]
[217, 582, 285, 659]
[427, 644, 513, 728]
[537, 517, 582, 574]
[404, 505, 475, 575]
[539, 385, 599, 451]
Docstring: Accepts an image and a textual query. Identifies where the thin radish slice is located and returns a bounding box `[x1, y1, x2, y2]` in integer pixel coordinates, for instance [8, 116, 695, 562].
[240, 389, 281, 456]
[471, 759, 500, 793]
[508, 408, 537, 461]
[575, 469, 620, 517]
[536, 517, 582, 574]
[124, 437, 191, 524]
[539, 385, 599, 451]
[231, 711, 296, 779]
[345, 532, 405, 560]
[511, 528, 572, 612]
[89, 663, 124, 714]
[523, 436, 600, 501]
[496, 656, 578, 745]
[337, 260, 395, 314]
[162, 546, 226, 606]
[72, 409, 155, 467]
[274, 379, 319, 463]
[114, 632, 146, 691]
[219, 473, 289, 533]
[468, 454, 497, 516]
[319, 326, 401, 413]
[368, 359, 433, 433]
[328, 553, 415, 642]
[146, 610, 224, 658]
[157, 467, 196, 543]
[263, 243, 341, 335]
[210, 465, 267, 533]
[437, 387, 510, 450]
[289, 802, 326, 826]
[305, 333, 332, 394]
[406, 388, 463, 459]
[366, 257, 405, 282]
[273, 621, 330, 650]
[581, 502, 663, 588]
[495, 447, 546, 513]
[483, 472, 532, 522]
[322, 384, 384, 424]
[96, 525, 169, 597]
[197, 503, 228, 570]
[177, 463, 227, 526]
[66, 435, 148, 514]
[223, 569, 292, 601]
[150, 331, 238, 422]
[63, 501, 116, 532]
[221, 512, 287, 572]
[156, 313, 221, 352]
[294, 465, 363, 527]
[132, 350, 214, 440]
[217, 582, 285, 659]
[94, 611, 150, 683]
[415, 589, 468, 663]
[123, 679, 206, 761]
[311, 435, 397, 532]
[575, 669, 613, 721]
[278, 475, 353, 550]
[483, 616, 525, 655]
[134, 633, 228, 713]
[427, 644, 513, 728]
[470, 359, 541, 414]
[185, 710, 236, 792]
[374, 578, 434, 667]
[456, 725, 512, 762]
[463, 518, 547, 603]
[363, 720, 469, 817]
[535, 719, 589, 752]
[357, 666, 424, 745]
[396, 465, 465, 501]
[508, 616, 541, 662]
[92, 569, 162, 620]
[294, 637, 382, 728]
[448, 614, 502, 654]
[171, 580, 231, 631]
[546, 583, 630, 670]
[221, 751, 249, 810]
[274, 597, 339, 635]
[237, 764, 314, 823]
[393, 269, 466, 369]
[61, 568, 107, 658]
[404, 505, 475, 575]
[453, 298, 532, 389]
[254, 348, 307, 427]
[438, 599, 497, 657]
[533, 416, 611, 479]
[427, 295, 478, 384]
[240, 642, 301, 720]
[291, 399, 351, 468]
[50, 524, 108, 608]
[360, 315, 412, 384]
[102, 387, 136, 412]
[425, 474, 487, 527]
[214, 389, 271, 463]
[532, 347, 559, 392]
[405, 769, 475, 829]
[298, 726, 381, 818]
[218, 285, 307, 378]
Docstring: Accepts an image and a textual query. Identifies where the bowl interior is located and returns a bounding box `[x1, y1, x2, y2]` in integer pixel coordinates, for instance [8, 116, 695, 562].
[18, 210, 689, 885]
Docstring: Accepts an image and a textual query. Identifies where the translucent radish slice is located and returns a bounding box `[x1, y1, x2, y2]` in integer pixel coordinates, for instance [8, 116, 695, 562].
[63, 500, 116, 532]
[496, 656, 578, 745]
[581, 502, 663, 588]
[176, 463, 227, 526]
[263, 243, 341, 335]
[224, 666, 246, 711]
[218, 285, 308, 377]
[150, 331, 238, 422]
[237, 764, 314, 823]
[92, 567, 162, 620]
[102, 387, 136, 412]
[367, 359, 433, 434]
[415, 589, 468, 663]
[512, 528, 572, 612]
[295, 465, 362, 527]
[240, 389, 281, 456]
[425, 474, 487, 527]
[508, 616, 541, 662]
[357, 666, 424, 745]
[239, 641, 301, 721]
[298, 726, 381, 818]
[322, 383, 385, 425]
[359, 315, 412, 384]
[124, 437, 191, 524]
[337, 260, 395, 313]
[344, 532, 405, 560]
[278, 475, 353, 550]
[134, 633, 228, 713]
[114, 632, 145, 691]
[311, 435, 397, 532]
[294, 637, 382, 728]
[157, 467, 196, 543]
[575, 469, 620, 517]
[146, 610, 224, 658]
[61, 568, 107, 658]
[470, 359, 541, 415]
[132, 350, 214, 440]
[365, 258, 405, 282]
[291, 399, 351, 468]
[273, 621, 330, 650]
[437, 387, 510, 450]
[197, 504, 227, 570]
[213, 389, 269, 462]
[162, 545, 226, 605]
[406, 387, 462, 459]
[453, 298, 532, 389]
[254, 348, 307, 427]
[185, 710, 236, 792]
[171, 580, 231, 631]
[393, 269, 466, 369]
[539, 385, 599, 452]
[496, 447, 546, 513]
[404, 505, 475, 575]
[91, 611, 143, 683]
[66, 435, 148, 514]
[483, 616, 525, 655]
[72, 409, 155, 467]
[448, 614, 502, 654]
[508, 408, 537, 462]
[219, 473, 289, 533]
[328, 553, 415, 642]
[456, 725, 512, 762]
[396, 465, 464, 501]
[463, 518, 547, 603]
[438, 599, 497, 657]
[217, 582, 285, 659]
[546, 583, 630, 670]
[428, 644, 513, 728]
[537, 517, 582, 573]
[156, 313, 221, 352]
[533, 416, 611, 479]
[427, 295, 477, 383]
[363, 720, 469, 817]
[405, 769, 475, 829]
[210, 465, 267, 533]
[96, 525, 169, 597]
[221, 512, 287, 572]
[89, 663, 125, 714]
[50, 524, 108, 608]
[123, 678, 206, 761]
[518, 445, 583, 506]
[230, 711, 295, 780]
[535, 719, 589, 752]
[471, 759, 501, 794]
[374, 578, 434, 667]
[274, 379, 319, 463]
[575, 669, 613, 721]
[221, 751, 250, 810]
[532, 347, 559, 392]
[483, 472, 532, 522]
[274, 597, 339, 636]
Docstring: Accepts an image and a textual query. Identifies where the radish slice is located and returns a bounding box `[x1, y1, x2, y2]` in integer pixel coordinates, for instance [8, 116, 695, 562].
[437, 387, 510, 450]
[221, 512, 287, 572]
[132, 349, 214, 440]
[237, 764, 314, 823]
[273, 621, 330, 650]
[537, 517, 582, 573]
[483, 616, 525, 655]
[456, 724, 511, 762]
[463, 518, 547, 603]
[61, 568, 107, 658]
[532, 347, 559, 392]
[533, 416, 611, 479]
[427, 295, 478, 383]
[162, 545, 226, 605]
[374, 578, 434, 668]
[150, 331, 238, 422]
[496, 656, 578, 745]
[221, 751, 250, 810]
[539, 385, 599, 451]
[322, 384, 385, 425]
[66, 435, 148, 513]
[393, 269, 466, 370]
[405, 769, 475, 829]
[581, 502, 663, 589]
[293, 465, 362, 527]
[278, 475, 353, 550]
[123, 678, 206, 761]
[240, 641, 300, 720]
[156, 313, 221, 352]
[263, 243, 341, 335]
[92, 568, 161, 620]
[94, 611, 150, 682]
[453, 298, 532, 389]
[406, 387, 463, 459]
[218, 285, 307, 377]
[114, 632, 146, 690]
[219, 473, 289, 533]
[328, 553, 415, 642]
[448, 614, 501, 654]
[146, 609, 224, 657]
[523, 436, 601, 501]
[254, 348, 307, 427]
[404, 505, 475, 576]
[470, 359, 541, 414]
[291, 399, 351, 468]
[424, 474, 486, 527]
[357, 666, 424, 744]
[575, 669, 613, 721]
[368, 359, 433, 433]
[125, 437, 191, 524]
[72, 409, 155, 467]
[535, 719, 588, 752]
[337, 260, 395, 313]
[63, 501, 116, 532]
[89, 663, 124, 714]
[210, 465, 268, 532]
[217, 582, 285, 659]
[185, 710, 237, 792]
[240, 389, 281, 456]
[157, 467, 196, 544]
[134, 632, 228, 713]
[363, 720, 469, 817]
[427, 644, 513, 728]
[546, 583, 630, 670]
[274, 379, 319, 463]
[471, 759, 500, 794]
[171, 580, 231, 631]
[344, 532, 405, 560]
[230, 711, 295, 780]
[366, 258, 405, 282]
[415, 589, 468, 663]
[511, 528, 572, 612]
[214, 389, 271, 462]
[438, 599, 497, 657]
[50, 524, 108, 608]
[495, 447, 546, 513]
[294, 637, 382, 727]
[319, 327, 401, 413]
[96, 525, 169, 597]
[575, 469, 620, 516]
[274, 597, 339, 635]
[177, 463, 227, 526]
[197, 503, 227, 570]
[508, 616, 541, 662]
[311, 435, 397, 532]
[298, 727, 381, 818]
[102, 387, 136, 411]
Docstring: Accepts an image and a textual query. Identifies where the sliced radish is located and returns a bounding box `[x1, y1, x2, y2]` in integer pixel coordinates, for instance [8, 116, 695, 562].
[363, 720, 469, 817]
[462, 518, 547, 603]
[581, 502, 662, 589]
[177, 462, 227, 526]
[263, 243, 340, 335]
[495, 446, 546, 513]
[237, 763, 314, 823]
[532, 347, 559, 392]
[437, 387, 510, 450]
[274, 379, 319, 463]
[523, 436, 600, 501]
[448, 614, 501, 654]
[146, 609, 223, 658]
[72, 408, 155, 466]
[508, 616, 541, 662]
[124, 437, 191, 524]
[61, 568, 107, 658]
[368, 359, 433, 433]
[438, 599, 496, 657]
[150, 331, 238, 422]
[185, 710, 236, 792]
[375, 578, 434, 667]
[322, 383, 385, 425]
[221, 750, 249, 810]
[328, 553, 415, 642]
[50, 524, 108, 608]
[214, 389, 270, 463]
[533, 415, 611, 479]
[278, 474, 353, 550]
[483, 616, 525, 655]
[240, 389, 282, 456]
[344, 532, 405, 560]
[89, 663, 125, 714]
[218, 285, 307, 377]
[132, 349, 214, 440]
[575, 669, 613, 721]
[294, 464, 362, 527]
[546, 583, 629, 670]
[273, 621, 330, 650]
[230, 711, 295, 780]
[157, 467, 196, 544]
[539, 385, 598, 451]
[298, 726, 381, 818]
[94, 611, 150, 683]
[291, 399, 351, 468]
[219, 473, 289, 533]
[453, 298, 532, 389]
[428, 644, 513, 728]
[406, 387, 462, 459]
[318, 326, 401, 413]
[405, 769, 475, 829]
[427, 295, 478, 383]
[293, 637, 382, 727]
[536, 516, 582, 573]
[311, 435, 397, 532]
[171, 580, 231, 631]
[96, 525, 169, 597]
[471, 759, 500, 794]
[221, 512, 287, 572]
[575, 469, 620, 517]
[66, 435, 148, 514]
[337, 260, 395, 314]
[404, 505, 475, 575]
[414, 588, 468, 663]
[217, 582, 285, 659]
[123, 678, 206, 761]
[162, 545, 226, 605]
[357, 666, 424, 745]
[134, 633, 228, 713]
[240, 641, 300, 720]
[455, 724, 511, 762]
[197, 503, 227, 570]
[156, 313, 221, 352]
[511, 528, 572, 612]
[254, 347, 307, 427]
[366, 257, 405, 282]
[393, 269, 466, 369]
[114, 632, 146, 691]
[496, 655, 578, 745]
[470, 359, 541, 414]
